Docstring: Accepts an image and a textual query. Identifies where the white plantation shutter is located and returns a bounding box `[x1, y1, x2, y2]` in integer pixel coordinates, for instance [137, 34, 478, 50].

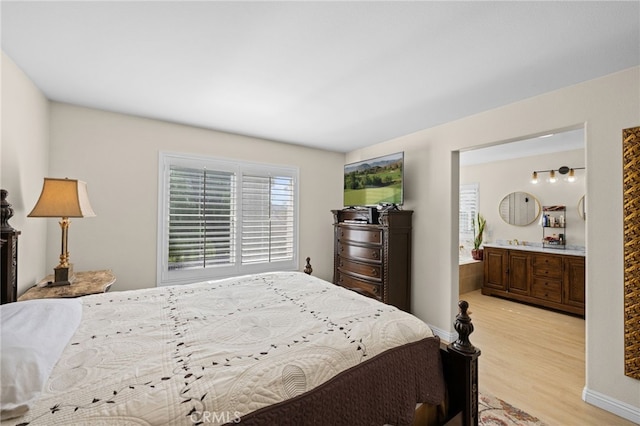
[168, 166, 236, 270]
[158, 153, 298, 286]
[459, 183, 479, 237]
[241, 174, 295, 264]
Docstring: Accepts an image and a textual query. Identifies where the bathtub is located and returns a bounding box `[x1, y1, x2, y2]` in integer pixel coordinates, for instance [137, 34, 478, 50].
[459, 256, 484, 294]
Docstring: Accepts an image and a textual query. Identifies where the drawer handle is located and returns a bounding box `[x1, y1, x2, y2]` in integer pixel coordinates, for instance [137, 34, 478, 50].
[373, 286, 379, 295]
[372, 251, 378, 259]
[371, 268, 378, 276]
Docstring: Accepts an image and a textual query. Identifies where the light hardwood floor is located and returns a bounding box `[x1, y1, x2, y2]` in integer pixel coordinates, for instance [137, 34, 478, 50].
[461, 290, 636, 426]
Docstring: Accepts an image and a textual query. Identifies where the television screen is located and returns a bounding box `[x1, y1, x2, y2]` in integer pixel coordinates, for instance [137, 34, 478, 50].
[344, 152, 404, 207]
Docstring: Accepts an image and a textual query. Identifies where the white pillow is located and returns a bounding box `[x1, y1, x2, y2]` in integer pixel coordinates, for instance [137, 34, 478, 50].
[1, 298, 82, 420]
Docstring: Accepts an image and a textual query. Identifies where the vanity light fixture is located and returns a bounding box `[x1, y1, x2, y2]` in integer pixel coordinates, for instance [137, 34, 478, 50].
[531, 166, 585, 184]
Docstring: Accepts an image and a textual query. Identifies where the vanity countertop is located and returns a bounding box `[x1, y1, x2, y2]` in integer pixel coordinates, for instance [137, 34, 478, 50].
[483, 242, 586, 257]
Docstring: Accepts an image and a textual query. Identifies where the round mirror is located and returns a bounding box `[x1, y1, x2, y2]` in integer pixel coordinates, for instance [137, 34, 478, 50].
[499, 192, 541, 226]
[578, 195, 586, 220]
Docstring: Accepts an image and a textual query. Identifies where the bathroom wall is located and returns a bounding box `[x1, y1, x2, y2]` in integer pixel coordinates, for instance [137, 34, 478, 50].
[460, 148, 586, 249]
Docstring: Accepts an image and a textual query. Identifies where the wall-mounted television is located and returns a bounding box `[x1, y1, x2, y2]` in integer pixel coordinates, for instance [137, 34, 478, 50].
[344, 152, 404, 207]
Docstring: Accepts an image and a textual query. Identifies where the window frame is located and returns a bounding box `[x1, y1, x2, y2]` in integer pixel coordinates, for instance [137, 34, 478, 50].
[157, 151, 299, 286]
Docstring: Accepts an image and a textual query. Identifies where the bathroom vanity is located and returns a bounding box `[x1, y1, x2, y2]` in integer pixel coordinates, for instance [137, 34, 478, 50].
[482, 243, 585, 316]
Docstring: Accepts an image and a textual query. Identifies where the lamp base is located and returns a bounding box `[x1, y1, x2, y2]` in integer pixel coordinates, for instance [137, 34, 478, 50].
[48, 264, 75, 287]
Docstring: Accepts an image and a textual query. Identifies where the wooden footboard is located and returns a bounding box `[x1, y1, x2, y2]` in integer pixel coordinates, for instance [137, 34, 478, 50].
[303, 258, 480, 426]
[304, 257, 480, 426]
[440, 300, 481, 426]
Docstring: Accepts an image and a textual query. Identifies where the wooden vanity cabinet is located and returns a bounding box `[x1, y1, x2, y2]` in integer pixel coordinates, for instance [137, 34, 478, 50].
[483, 246, 584, 316]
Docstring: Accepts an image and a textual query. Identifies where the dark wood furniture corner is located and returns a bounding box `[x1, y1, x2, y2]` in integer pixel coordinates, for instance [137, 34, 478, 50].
[18, 270, 116, 301]
[1, 189, 21, 304]
[332, 208, 413, 312]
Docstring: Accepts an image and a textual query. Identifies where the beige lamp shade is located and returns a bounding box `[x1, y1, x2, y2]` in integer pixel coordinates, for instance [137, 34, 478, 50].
[28, 178, 96, 218]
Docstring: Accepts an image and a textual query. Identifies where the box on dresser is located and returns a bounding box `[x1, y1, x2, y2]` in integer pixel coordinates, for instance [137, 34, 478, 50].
[332, 208, 413, 312]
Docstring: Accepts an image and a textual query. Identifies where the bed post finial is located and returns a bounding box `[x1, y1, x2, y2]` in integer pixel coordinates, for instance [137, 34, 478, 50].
[304, 257, 313, 275]
[451, 300, 476, 354]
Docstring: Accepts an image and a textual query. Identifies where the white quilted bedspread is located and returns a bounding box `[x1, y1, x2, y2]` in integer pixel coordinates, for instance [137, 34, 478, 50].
[4, 272, 433, 425]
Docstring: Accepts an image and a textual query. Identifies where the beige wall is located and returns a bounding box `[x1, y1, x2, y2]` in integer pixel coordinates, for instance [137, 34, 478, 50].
[461, 148, 586, 249]
[1, 52, 50, 291]
[45, 103, 344, 291]
[347, 67, 640, 420]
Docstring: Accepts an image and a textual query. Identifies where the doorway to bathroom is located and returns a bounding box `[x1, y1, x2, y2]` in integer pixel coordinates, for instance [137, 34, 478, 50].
[456, 127, 594, 424]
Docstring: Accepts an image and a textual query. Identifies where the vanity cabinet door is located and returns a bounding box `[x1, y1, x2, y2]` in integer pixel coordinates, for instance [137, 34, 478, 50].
[508, 251, 530, 295]
[563, 256, 585, 309]
[483, 247, 508, 291]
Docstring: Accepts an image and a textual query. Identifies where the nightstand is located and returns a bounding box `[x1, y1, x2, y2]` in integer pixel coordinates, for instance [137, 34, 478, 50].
[18, 270, 116, 301]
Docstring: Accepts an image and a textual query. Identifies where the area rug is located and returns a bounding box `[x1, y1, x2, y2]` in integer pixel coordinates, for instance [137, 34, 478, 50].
[479, 392, 548, 426]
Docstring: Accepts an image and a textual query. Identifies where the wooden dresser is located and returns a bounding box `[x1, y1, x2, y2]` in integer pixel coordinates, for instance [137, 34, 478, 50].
[332, 208, 413, 312]
[482, 245, 585, 316]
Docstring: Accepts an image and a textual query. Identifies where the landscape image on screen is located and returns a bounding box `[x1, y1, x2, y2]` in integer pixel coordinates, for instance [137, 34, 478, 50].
[344, 152, 403, 206]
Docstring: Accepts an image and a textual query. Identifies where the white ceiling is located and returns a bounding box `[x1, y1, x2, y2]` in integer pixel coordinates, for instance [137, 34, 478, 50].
[2, 1, 639, 153]
[460, 128, 585, 166]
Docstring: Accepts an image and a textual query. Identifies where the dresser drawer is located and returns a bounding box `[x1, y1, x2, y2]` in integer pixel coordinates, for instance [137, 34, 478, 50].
[338, 227, 382, 245]
[338, 242, 382, 263]
[336, 272, 382, 300]
[531, 277, 562, 302]
[532, 254, 562, 279]
[338, 257, 382, 281]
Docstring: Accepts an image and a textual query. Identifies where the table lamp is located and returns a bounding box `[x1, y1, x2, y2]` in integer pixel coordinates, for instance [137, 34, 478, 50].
[28, 178, 96, 286]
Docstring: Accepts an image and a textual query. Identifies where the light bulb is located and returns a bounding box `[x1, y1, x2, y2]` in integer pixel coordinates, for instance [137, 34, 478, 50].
[531, 171, 538, 184]
[549, 170, 557, 183]
[568, 168, 576, 183]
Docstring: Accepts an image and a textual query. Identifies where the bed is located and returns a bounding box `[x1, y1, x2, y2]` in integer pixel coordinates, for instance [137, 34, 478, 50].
[0, 262, 479, 425]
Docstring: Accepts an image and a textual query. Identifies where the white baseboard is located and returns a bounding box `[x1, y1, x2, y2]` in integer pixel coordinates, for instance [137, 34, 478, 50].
[429, 324, 456, 344]
[582, 387, 640, 424]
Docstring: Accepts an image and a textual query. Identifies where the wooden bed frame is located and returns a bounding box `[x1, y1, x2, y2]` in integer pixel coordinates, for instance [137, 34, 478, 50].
[1, 190, 480, 426]
[440, 301, 481, 426]
[313, 259, 481, 426]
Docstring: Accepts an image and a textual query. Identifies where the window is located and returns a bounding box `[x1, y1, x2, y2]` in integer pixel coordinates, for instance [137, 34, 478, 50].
[459, 183, 479, 237]
[158, 152, 298, 286]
